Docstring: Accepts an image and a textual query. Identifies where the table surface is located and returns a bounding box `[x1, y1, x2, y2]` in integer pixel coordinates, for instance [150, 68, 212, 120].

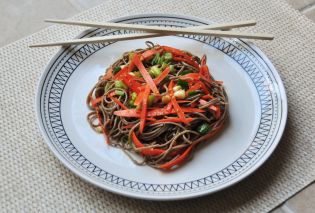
[0, 1, 314, 212]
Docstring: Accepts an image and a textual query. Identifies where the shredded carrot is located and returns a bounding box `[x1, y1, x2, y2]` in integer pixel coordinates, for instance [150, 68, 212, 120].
[132, 131, 165, 156]
[134, 90, 144, 106]
[91, 96, 103, 107]
[201, 94, 214, 100]
[148, 117, 194, 124]
[168, 80, 187, 123]
[173, 56, 199, 69]
[154, 67, 170, 85]
[133, 54, 160, 94]
[209, 105, 221, 119]
[166, 102, 172, 112]
[108, 95, 128, 110]
[88, 44, 227, 170]
[159, 145, 194, 170]
[113, 107, 204, 118]
[103, 68, 113, 80]
[141, 49, 160, 60]
[176, 100, 192, 103]
[113, 66, 129, 79]
[122, 124, 135, 129]
[200, 65, 211, 81]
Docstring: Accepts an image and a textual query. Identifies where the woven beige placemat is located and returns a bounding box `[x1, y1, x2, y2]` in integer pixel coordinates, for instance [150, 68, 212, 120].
[0, 0, 314, 212]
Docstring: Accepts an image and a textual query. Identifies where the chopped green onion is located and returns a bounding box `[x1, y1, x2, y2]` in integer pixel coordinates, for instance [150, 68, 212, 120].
[128, 92, 137, 107]
[149, 66, 161, 78]
[157, 57, 164, 65]
[113, 66, 121, 74]
[179, 70, 193, 75]
[133, 71, 142, 77]
[131, 92, 137, 101]
[129, 52, 135, 61]
[161, 62, 169, 70]
[136, 104, 142, 110]
[128, 101, 136, 108]
[197, 123, 211, 135]
[115, 90, 125, 96]
[147, 95, 155, 106]
[177, 79, 189, 90]
[169, 65, 175, 73]
[163, 52, 173, 62]
[152, 53, 160, 65]
[188, 90, 199, 96]
[115, 80, 128, 89]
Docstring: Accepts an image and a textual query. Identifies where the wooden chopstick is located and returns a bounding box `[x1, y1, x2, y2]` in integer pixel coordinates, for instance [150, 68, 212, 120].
[29, 20, 273, 47]
[29, 21, 257, 47]
[43, 19, 272, 40]
[45, 19, 257, 31]
[29, 33, 169, 47]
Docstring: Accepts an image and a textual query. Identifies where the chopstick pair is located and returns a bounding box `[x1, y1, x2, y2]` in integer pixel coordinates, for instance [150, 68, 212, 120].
[29, 19, 273, 48]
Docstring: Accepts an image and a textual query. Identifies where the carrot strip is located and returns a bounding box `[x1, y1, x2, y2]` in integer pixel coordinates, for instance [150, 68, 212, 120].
[149, 107, 204, 116]
[122, 124, 135, 129]
[201, 94, 214, 100]
[173, 56, 199, 69]
[133, 54, 159, 94]
[160, 46, 193, 61]
[179, 73, 202, 81]
[166, 102, 172, 112]
[128, 59, 135, 72]
[190, 102, 198, 108]
[180, 74, 210, 94]
[200, 65, 211, 81]
[154, 67, 170, 85]
[103, 68, 113, 80]
[113, 109, 139, 117]
[134, 90, 144, 106]
[199, 99, 221, 119]
[91, 96, 103, 107]
[148, 117, 194, 124]
[199, 82, 210, 94]
[179, 73, 211, 84]
[186, 82, 202, 94]
[140, 85, 150, 133]
[209, 105, 221, 119]
[108, 95, 128, 110]
[113, 107, 204, 118]
[159, 145, 194, 170]
[113, 66, 129, 79]
[131, 132, 165, 156]
[141, 49, 159, 60]
[121, 74, 142, 92]
[176, 100, 192, 103]
[146, 117, 157, 121]
[201, 55, 207, 66]
[168, 80, 187, 123]
[199, 99, 208, 105]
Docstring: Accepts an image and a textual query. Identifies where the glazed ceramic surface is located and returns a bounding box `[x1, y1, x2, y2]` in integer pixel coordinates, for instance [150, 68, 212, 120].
[36, 14, 287, 200]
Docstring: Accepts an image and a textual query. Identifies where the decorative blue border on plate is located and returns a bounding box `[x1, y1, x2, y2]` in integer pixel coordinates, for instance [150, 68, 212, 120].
[39, 16, 280, 194]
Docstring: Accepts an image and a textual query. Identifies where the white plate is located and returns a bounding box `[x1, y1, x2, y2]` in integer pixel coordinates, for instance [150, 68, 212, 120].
[35, 14, 287, 200]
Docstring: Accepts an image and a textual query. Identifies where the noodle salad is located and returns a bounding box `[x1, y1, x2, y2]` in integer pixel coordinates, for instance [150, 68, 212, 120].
[87, 42, 228, 170]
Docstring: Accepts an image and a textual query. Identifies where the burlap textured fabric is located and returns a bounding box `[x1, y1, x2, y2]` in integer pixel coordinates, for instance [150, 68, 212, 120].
[0, 0, 314, 212]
